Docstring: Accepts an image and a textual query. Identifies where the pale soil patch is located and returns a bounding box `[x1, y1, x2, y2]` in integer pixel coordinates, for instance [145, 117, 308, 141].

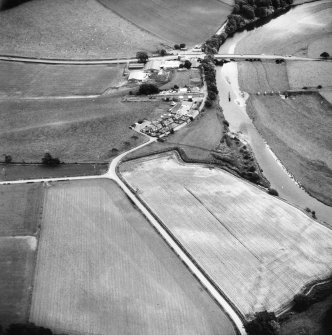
[247, 94, 332, 206]
[287, 61, 332, 88]
[238, 62, 289, 93]
[0, 97, 171, 162]
[120, 152, 332, 318]
[30, 179, 235, 335]
[0, 183, 44, 236]
[0, 0, 167, 59]
[0, 236, 37, 326]
[0, 61, 125, 97]
[98, 0, 233, 46]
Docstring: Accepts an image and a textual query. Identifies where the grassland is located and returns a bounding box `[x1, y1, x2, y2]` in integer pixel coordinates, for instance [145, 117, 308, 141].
[160, 68, 202, 90]
[232, 0, 332, 205]
[0, 96, 172, 163]
[120, 152, 332, 318]
[0, 183, 44, 235]
[246, 94, 332, 205]
[0, 61, 125, 97]
[0, 183, 43, 326]
[30, 179, 235, 335]
[0, 0, 168, 59]
[98, 0, 233, 46]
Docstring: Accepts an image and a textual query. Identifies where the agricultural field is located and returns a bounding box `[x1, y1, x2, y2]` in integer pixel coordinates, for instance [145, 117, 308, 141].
[120, 152, 332, 318]
[0, 183, 43, 326]
[0, 61, 125, 97]
[30, 179, 235, 335]
[237, 61, 289, 93]
[246, 94, 332, 206]
[98, 0, 233, 46]
[0, 0, 168, 59]
[0, 96, 171, 163]
[0, 183, 44, 235]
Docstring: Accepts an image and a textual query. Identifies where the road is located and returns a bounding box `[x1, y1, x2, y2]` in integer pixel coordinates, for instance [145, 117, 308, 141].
[215, 54, 331, 61]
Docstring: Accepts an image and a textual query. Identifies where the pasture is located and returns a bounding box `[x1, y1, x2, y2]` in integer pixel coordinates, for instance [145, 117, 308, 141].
[30, 179, 235, 335]
[0, 61, 125, 97]
[0, 0, 167, 59]
[98, 0, 233, 46]
[120, 153, 332, 318]
[0, 96, 171, 163]
[0, 236, 37, 326]
[160, 68, 202, 90]
[246, 94, 332, 206]
[0, 183, 44, 236]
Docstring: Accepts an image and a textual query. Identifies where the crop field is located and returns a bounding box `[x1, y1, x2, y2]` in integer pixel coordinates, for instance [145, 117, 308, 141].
[238, 61, 289, 93]
[0, 236, 37, 326]
[0, 183, 44, 236]
[98, 0, 233, 46]
[120, 153, 332, 318]
[0, 0, 167, 59]
[30, 179, 235, 335]
[246, 94, 332, 206]
[0, 96, 171, 163]
[0, 61, 125, 97]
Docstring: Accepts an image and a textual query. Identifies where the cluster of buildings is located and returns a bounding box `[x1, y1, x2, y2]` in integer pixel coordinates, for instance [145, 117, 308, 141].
[133, 99, 202, 138]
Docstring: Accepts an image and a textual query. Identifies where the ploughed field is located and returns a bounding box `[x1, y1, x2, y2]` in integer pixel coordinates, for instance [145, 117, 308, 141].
[0, 0, 167, 59]
[120, 153, 332, 318]
[0, 61, 125, 97]
[98, 0, 233, 46]
[0, 183, 43, 326]
[225, 0, 332, 205]
[29, 179, 235, 335]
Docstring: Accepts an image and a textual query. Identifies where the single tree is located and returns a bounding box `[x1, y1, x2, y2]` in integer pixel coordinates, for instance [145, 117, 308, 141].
[160, 49, 166, 56]
[179, 43, 186, 49]
[184, 60, 192, 69]
[320, 52, 330, 58]
[4, 154, 12, 164]
[174, 44, 180, 50]
[136, 51, 149, 63]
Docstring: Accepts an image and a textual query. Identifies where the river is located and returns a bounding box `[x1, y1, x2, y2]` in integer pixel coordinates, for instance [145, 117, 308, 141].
[216, 31, 332, 226]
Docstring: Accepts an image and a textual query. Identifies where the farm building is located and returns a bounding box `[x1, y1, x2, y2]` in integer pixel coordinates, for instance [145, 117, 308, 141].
[128, 70, 149, 82]
[128, 63, 145, 70]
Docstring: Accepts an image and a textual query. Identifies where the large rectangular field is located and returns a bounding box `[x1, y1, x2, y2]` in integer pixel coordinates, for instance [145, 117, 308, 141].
[98, 0, 233, 46]
[120, 153, 332, 318]
[0, 97, 170, 163]
[0, 61, 125, 97]
[30, 179, 235, 335]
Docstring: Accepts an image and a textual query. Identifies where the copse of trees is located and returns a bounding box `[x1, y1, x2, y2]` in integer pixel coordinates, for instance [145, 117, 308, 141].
[41, 153, 60, 167]
[0, 323, 55, 335]
[245, 311, 280, 335]
[138, 83, 159, 95]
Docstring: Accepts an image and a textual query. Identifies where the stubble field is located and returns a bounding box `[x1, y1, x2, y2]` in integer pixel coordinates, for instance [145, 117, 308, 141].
[120, 153, 332, 318]
[29, 179, 236, 335]
[98, 0, 233, 46]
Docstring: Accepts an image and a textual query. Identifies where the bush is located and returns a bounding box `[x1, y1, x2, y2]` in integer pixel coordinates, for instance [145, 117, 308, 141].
[293, 294, 312, 312]
[41, 153, 60, 167]
[138, 83, 159, 95]
[268, 188, 279, 196]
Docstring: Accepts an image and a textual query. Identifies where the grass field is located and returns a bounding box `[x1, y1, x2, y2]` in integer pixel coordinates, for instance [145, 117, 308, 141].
[120, 152, 332, 318]
[0, 61, 125, 97]
[0, 96, 171, 163]
[0, 183, 44, 235]
[30, 179, 236, 335]
[0, 0, 168, 59]
[160, 68, 202, 90]
[98, 0, 233, 46]
[238, 61, 290, 93]
[0, 236, 37, 326]
[0, 183, 43, 326]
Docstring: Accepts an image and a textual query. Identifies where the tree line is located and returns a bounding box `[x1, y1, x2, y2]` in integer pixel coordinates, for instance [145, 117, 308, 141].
[0, 323, 60, 335]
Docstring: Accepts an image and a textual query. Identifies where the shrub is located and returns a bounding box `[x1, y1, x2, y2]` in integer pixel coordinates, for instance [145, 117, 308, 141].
[293, 294, 312, 312]
[268, 188, 279, 196]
